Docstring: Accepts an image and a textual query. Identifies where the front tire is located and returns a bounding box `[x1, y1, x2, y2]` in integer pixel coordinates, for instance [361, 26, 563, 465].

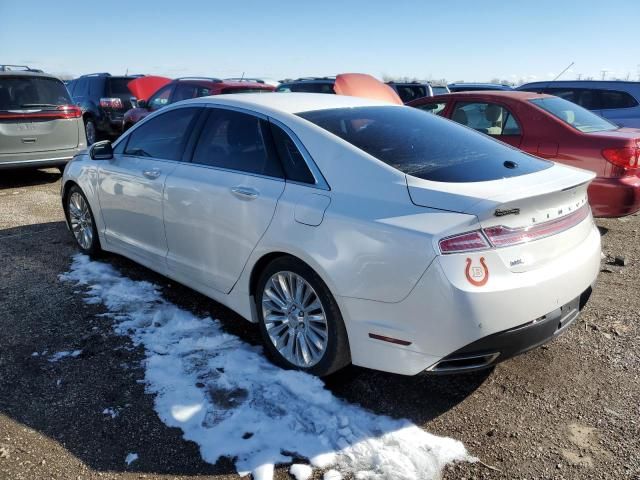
[256, 257, 350, 376]
[64, 185, 101, 257]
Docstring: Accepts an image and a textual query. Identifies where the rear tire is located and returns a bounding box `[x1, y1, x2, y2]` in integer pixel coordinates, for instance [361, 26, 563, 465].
[255, 256, 350, 376]
[64, 185, 101, 257]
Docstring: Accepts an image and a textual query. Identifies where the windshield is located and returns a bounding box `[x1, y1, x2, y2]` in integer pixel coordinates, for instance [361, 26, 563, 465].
[530, 96, 618, 133]
[298, 106, 551, 183]
[0, 76, 71, 109]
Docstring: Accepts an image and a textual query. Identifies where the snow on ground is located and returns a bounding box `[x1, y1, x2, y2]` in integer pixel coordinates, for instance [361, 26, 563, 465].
[125, 452, 139, 465]
[48, 350, 82, 362]
[60, 254, 471, 479]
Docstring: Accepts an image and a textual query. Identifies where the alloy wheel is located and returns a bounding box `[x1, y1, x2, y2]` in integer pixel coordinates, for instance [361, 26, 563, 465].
[68, 192, 94, 250]
[261, 271, 329, 368]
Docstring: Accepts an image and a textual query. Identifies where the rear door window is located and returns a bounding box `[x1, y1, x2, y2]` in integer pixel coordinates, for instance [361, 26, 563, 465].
[191, 108, 284, 178]
[124, 107, 200, 160]
[0, 76, 71, 109]
[394, 85, 428, 103]
[299, 106, 549, 183]
[450, 102, 522, 136]
[269, 123, 315, 184]
[290, 83, 335, 94]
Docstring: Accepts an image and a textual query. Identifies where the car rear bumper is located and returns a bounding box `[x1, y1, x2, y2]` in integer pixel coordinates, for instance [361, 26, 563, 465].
[424, 287, 592, 374]
[589, 175, 640, 217]
[338, 220, 601, 375]
[0, 148, 82, 169]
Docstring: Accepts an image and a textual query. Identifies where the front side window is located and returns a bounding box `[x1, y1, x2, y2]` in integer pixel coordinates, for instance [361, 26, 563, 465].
[192, 108, 283, 178]
[450, 102, 521, 136]
[0, 76, 71, 109]
[415, 102, 447, 115]
[299, 106, 549, 183]
[530, 97, 618, 133]
[148, 85, 173, 111]
[124, 107, 199, 160]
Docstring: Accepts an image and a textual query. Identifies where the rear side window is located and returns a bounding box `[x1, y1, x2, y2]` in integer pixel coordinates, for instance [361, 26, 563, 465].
[192, 108, 284, 178]
[599, 90, 638, 109]
[279, 83, 335, 94]
[269, 123, 315, 184]
[0, 76, 71, 109]
[450, 102, 522, 136]
[530, 97, 618, 133]
[124, 107, 199, 160]
[299, 106, 550, 183]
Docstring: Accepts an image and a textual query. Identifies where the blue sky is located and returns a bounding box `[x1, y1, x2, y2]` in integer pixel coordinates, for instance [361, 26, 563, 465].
[1, 0, 639, 83]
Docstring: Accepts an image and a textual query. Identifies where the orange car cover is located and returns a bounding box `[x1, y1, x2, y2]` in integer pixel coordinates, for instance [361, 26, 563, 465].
[334, 73, 402, 105]
[127, 76, 172, 101]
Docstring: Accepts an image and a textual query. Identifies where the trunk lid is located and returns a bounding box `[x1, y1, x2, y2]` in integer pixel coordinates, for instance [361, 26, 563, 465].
[407, 163, 594, 230]
[126, 76, 171, 102]
[334, 73, 403, 105]
[0, 75, 80, 154]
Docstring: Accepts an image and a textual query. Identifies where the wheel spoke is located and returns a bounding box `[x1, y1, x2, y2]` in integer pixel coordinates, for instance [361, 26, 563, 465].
[263, 287, 287, 311]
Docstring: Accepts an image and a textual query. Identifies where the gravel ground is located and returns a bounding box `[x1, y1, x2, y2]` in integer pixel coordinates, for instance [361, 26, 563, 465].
[0, 168, 638, 480]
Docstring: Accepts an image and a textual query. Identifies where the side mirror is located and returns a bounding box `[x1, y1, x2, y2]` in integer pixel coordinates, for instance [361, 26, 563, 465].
[89, 140, 113, 160]
[137, 99, 147, 108]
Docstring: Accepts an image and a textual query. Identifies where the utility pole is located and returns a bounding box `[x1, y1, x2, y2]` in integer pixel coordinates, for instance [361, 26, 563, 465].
[577, 73, 582, 80]
[600, 70, 608, 80]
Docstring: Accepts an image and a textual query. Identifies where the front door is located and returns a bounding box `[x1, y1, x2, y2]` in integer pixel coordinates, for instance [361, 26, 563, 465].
[97, 106, 201, 270]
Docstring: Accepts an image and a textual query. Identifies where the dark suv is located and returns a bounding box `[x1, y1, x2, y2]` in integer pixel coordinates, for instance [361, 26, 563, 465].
[275, 77, 336, 93]
[67, 73, 141, 144]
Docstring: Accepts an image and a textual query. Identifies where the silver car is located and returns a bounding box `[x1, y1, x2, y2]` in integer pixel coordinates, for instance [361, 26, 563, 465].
[0, 66, 86, 170]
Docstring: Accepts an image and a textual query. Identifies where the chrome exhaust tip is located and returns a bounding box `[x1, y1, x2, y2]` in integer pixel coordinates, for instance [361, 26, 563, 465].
[427, 352, 500, 374]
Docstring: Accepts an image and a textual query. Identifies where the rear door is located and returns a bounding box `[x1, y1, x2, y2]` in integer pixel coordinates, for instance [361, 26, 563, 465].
[164, 106, 286, 293]
[0, 75, 79, 155]
[449, 101, 523, 148]
[98, 106, 201, 270]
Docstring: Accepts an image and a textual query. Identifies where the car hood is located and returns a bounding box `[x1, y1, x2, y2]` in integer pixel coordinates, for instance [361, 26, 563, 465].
[127, 76, 171, 101]
[334, 73, 402, 105]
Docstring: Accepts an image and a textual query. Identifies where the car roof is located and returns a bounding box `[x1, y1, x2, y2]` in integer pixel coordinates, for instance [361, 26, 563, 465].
[519, 80, 640, 88]
[0, 70, 59, 80]
[421, 90, 549, 101]
[448, 82, 512, 87]
[179, 92, 398, 114]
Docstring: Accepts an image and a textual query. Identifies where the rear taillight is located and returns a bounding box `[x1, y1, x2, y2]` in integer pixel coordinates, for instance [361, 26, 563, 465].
[602, 144, 640, 170]
[439, 204, 590, 254]
[0, 105, 81, 120]
[439, 231, 490, 254]
[100, 97, 123, 109]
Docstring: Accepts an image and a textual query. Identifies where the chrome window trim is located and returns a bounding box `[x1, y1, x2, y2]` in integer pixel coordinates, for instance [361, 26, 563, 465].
[173, 160, 286, 184]
[267, 117, 330, 191]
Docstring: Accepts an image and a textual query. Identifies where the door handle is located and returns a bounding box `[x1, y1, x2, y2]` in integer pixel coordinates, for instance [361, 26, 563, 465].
[231, 186, 259, 200]
[142, 168, 161, 179]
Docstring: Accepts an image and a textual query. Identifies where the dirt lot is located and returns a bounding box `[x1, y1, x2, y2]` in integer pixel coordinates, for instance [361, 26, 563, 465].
[0, 168, 638, 480]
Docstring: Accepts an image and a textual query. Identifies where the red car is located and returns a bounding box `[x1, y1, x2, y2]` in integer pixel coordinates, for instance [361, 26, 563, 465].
[123, 76, 274, 131]
[408, 91, 640, 217]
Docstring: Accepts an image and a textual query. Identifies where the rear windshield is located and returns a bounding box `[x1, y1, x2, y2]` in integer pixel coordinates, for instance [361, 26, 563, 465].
[298, 106, 551, 183]
[276, 82, 335, 94]
[0, 76, 71, 109]
[107, 77, 134, 96]
[530, 97, 618, 133]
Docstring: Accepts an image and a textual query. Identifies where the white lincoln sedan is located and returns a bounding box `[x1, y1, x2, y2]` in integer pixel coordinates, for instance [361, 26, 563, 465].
[61, 93, 601, 376]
